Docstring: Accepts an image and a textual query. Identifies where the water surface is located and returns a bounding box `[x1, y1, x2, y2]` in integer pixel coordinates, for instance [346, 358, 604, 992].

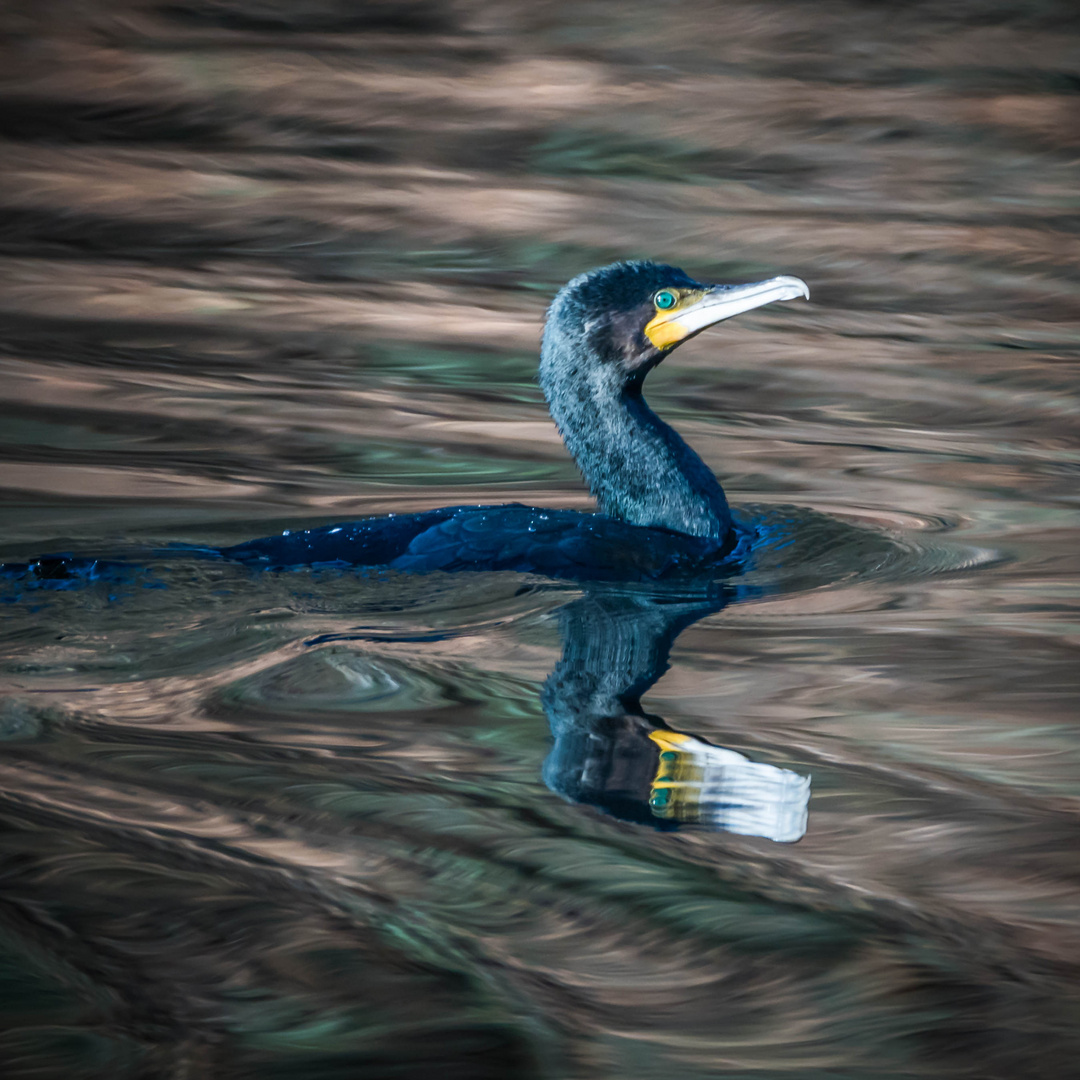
[0, 1, 1078, 1077]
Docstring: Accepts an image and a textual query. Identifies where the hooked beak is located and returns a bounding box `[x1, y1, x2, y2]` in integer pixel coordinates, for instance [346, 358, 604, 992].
[645, 275, 809, 351]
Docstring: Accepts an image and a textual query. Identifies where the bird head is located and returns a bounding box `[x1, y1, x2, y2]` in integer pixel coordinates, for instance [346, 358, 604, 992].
[541, 260, 809, 387]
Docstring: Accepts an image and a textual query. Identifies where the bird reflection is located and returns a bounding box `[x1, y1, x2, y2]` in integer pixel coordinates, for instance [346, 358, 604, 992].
[541, 585, 809, 842]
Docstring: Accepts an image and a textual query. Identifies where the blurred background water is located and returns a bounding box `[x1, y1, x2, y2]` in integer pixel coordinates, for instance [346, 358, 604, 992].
[1, 1, 1079, 1077]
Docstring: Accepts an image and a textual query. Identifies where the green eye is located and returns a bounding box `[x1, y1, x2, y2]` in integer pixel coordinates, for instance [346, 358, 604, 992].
[654, 290, 677, 310]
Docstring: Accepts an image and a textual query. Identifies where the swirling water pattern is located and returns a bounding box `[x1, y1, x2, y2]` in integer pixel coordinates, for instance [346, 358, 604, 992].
[0, 2, 1078, 1077]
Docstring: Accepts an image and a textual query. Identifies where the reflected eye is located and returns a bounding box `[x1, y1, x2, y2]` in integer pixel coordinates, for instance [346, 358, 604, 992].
[654, 290, 677, 310]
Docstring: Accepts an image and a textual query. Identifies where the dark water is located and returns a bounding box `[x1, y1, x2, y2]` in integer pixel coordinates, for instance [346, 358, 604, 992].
[1, 2, 1079, 1077]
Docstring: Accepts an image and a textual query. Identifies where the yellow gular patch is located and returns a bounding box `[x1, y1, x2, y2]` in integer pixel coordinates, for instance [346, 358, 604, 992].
[643, 289, 705, 350]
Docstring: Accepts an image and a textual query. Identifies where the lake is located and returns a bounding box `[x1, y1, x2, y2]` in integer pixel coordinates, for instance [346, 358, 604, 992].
[0, 1, 1078, 1077]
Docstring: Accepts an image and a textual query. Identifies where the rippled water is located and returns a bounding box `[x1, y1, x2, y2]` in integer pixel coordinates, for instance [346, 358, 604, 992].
[1, 1, 1079, 1077]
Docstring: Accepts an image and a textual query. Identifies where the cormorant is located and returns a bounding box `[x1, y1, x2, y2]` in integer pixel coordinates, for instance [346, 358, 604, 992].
[1, 262, 814, 838]
[226, 261, 809, 581]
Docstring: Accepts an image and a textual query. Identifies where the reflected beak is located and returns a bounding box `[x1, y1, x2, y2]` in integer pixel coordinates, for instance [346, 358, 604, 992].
[645, 275, 809, 351]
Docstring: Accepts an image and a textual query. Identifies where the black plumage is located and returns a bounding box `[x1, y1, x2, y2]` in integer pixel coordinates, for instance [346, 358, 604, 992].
[3, 261, 806, 589]
[227, 260, 809, 581]
[225, 504, 722, 580]
[539, 262, 732, 541]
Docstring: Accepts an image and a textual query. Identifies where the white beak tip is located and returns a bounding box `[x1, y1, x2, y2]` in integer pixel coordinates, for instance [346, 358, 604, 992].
[775, 276, 810, 302]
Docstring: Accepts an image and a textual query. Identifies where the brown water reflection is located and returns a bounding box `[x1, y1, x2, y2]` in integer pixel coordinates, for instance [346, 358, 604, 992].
[1, 1, 1079, 1077]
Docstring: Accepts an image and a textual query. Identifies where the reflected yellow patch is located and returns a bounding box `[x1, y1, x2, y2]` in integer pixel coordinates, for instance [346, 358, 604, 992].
[649, 731, 694, 755]
[648, 730, 700, 820]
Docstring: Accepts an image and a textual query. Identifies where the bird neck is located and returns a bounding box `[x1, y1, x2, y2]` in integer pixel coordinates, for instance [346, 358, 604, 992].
[540, 354, 732, 543]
